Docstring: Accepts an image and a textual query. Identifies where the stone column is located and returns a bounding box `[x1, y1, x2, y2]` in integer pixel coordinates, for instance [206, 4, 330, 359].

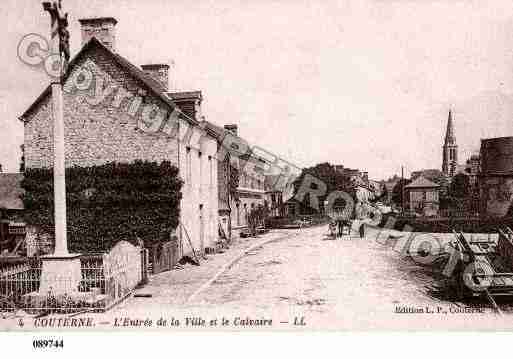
[51, 79, 68, 256]
[38, 1, 81, 298]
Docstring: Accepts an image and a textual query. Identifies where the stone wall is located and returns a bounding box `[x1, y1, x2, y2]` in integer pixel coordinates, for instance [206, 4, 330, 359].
[479, 137, 513, 218]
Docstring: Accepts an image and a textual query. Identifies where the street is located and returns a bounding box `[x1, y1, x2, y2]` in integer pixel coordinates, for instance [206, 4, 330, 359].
[92, 223, 504, 330]
[2, 223, 508, 331]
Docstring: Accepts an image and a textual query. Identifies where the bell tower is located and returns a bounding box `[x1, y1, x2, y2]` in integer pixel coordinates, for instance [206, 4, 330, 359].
[442, 110, 458, 177]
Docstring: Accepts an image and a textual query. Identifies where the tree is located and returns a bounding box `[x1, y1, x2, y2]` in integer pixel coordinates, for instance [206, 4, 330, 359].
[391, 178, 412, 209]
[449, 173, 470, 198]
[292, 162, 356, 214]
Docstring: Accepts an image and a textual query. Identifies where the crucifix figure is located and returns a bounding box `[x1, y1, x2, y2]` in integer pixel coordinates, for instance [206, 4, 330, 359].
[43, 0, 70, 72]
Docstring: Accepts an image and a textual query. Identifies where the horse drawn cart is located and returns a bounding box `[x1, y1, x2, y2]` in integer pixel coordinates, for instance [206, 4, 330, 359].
[326, 205, 353, 239]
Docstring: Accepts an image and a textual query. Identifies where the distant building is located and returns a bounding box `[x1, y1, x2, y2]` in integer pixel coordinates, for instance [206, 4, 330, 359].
[201, 122, 267, 238]
[442, 110, 458, 177]
[455, 154, 480, 188]
[0, 173, 24, 220]
[405, 176, 440, 216]
[264, 173, 297, 218]
[334, 165, 369, 186]
[355, 184, 375, 203]
[368, 180, 383, 198]
[479, 136, 513, 218]
[381, 175, 400, 204]
[410, 168, 449, 197]
[0, 173, 26, 255]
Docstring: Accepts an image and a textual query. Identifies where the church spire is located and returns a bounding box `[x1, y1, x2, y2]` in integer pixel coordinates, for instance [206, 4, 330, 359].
[442, 109, 458, 176]
[444, 109, 456, 145]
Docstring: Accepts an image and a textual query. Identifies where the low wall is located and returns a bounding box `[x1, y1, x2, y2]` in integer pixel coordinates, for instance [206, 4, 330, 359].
[378, 213, 512, 233]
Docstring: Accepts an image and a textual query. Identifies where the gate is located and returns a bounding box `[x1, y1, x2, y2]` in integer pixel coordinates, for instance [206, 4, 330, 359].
[152, 239, 179, 274]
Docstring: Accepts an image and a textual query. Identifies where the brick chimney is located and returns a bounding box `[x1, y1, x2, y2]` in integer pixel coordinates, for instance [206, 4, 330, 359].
[224, 124, 238, 136]
[78, 17, 118, 52]
[167, 91, 202, 120]
[141, 64, 170, 91]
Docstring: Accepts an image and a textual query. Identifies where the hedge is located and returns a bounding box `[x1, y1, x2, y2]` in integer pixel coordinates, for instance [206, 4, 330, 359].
[21, 160, 183, 253]
[378, 213, 513, 233]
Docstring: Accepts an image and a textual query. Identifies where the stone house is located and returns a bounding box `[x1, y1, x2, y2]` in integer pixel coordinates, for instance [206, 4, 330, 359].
[404, 176, 440, 217]
[264, 175, 284, 217]
[231, 144, 266, 234]
[201, 122, 265, 238]
[19, 17, 219, 257]
[200, 121, 232, 240]
[479, 136, 513, 218]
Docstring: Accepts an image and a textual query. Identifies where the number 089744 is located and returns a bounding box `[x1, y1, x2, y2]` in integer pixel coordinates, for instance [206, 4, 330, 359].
[32, 339, 64, 349]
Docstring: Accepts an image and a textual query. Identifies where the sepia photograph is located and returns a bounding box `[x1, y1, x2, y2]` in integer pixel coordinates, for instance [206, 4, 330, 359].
[2, 0, 513, 340]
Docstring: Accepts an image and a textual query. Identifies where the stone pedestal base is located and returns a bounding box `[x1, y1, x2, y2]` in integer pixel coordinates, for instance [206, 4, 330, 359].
[38, 254, 82, 296]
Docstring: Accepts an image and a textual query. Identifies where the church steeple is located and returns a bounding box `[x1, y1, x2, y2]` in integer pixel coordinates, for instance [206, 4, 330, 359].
[442, 109, 458, 176]
[444, 109, 456, 145]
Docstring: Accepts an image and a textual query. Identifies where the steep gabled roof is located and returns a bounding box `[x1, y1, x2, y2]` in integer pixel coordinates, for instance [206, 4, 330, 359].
[405, 176, 439, 189]
[19, 37, 199, 127]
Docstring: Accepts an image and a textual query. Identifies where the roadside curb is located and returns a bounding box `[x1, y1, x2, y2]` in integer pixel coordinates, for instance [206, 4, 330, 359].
[186, 230, 302, 303]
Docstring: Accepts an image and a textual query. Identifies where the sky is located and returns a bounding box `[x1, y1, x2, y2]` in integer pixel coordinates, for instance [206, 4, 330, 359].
[2, 0, 513, 180]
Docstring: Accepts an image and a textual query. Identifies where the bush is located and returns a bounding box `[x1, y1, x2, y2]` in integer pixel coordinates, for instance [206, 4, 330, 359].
[21, 161, 183, 253]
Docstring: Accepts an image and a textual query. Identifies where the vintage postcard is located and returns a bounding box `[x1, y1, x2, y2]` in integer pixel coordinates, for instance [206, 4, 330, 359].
[2, 0, 513, 336]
